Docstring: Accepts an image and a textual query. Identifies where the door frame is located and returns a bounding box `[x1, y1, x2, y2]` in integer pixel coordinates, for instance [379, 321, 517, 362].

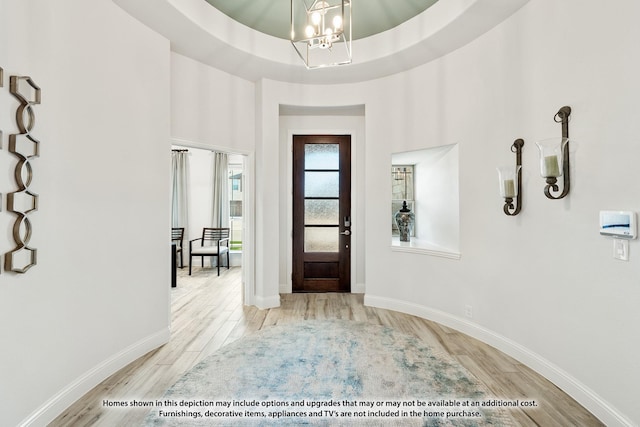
[171, 137, 255, 307]
[284, 129, 358, 294]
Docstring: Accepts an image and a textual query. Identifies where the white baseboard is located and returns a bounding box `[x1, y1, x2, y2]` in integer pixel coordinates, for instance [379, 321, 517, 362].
[364, 294, 634, 427]
[279, 283, 290, 294]
[19, 328, 171, 427]
[352, 282, 366, 293]
[255, 294, 281, 309]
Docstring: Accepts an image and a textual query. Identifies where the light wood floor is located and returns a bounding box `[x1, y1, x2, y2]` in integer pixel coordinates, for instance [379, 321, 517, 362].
[51, 267, 604, 426]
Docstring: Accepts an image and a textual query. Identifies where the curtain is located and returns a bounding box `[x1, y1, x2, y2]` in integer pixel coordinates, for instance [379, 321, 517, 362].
[171, 150, 190, 232]
[211, 151, 229, 228]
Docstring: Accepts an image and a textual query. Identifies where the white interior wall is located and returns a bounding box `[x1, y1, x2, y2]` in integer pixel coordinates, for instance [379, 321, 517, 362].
[170, 53, 255, 154]
[417, 145, 459, 250]
[362, 1, 640, 425]
[254, 0, 640, 424]
[2, 0, 638, 425]
[0, 0, 171, 425]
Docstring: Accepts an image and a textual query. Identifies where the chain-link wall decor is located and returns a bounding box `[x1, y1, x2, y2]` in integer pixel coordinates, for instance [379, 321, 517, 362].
[4, 75, 40, 273]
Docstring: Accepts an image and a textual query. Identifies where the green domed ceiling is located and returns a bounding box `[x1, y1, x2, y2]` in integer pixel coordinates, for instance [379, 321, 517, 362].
[204, 0, 439, 40]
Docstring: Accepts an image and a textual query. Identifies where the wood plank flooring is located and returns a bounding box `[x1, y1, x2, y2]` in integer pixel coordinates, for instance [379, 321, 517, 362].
[51, 267, 604, 426]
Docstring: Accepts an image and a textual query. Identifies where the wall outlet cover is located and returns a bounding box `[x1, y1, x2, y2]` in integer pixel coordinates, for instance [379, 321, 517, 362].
[613, 238, 629, 261]
[464, 305, 473, 318]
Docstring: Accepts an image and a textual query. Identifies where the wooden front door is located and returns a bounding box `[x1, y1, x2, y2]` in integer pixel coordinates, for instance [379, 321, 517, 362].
[292, 135, 351, 292]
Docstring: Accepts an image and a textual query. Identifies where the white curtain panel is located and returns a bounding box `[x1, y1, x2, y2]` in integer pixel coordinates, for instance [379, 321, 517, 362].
[212, 152, 230, 228]
[171, 150, 190, 232]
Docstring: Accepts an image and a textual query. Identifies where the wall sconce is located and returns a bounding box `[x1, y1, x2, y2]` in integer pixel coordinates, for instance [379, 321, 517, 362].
[497, 139, 524, 216]
[536, 106, 571, 199]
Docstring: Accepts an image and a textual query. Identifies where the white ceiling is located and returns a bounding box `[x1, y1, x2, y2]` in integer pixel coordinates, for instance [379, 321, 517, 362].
[113, 0, 530, 85]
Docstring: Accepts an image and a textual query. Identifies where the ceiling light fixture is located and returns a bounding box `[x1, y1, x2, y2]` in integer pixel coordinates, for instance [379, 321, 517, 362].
[291, 0, 352, 69]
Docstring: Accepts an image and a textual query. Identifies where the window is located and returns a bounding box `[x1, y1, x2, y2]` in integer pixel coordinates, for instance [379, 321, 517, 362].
[228, 160, 243, 251]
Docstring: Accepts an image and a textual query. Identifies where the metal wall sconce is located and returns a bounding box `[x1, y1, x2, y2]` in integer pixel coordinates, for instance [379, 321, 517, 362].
[536, 106, 572, 199]
[497, 139, 524, 216]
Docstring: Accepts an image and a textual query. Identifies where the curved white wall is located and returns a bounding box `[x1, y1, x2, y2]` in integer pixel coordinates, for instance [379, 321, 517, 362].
[2, 0, 638, 425]
[0, 0, 171, 425]
[367, 1, 639, 424]
[170, 53, 255, 152]
[249, 0, 640, 425]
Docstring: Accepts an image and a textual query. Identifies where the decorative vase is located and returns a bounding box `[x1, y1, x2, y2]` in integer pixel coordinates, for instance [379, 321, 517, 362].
[394, 201, 415, 242]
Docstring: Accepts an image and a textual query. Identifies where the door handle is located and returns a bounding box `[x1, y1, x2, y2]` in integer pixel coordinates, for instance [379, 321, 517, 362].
[340, 230, 351, 236]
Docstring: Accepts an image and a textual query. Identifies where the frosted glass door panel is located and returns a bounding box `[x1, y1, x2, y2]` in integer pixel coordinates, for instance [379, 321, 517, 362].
[293, 135, 350, 292]
[305, 227, 339, 252]
[305, 144, 339, 170]
[305, 200, 339, 225]
[305, 172, 339, 197]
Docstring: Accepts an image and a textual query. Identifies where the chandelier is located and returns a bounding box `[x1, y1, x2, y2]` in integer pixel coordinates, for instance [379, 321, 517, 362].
[291, 0, 352, 69]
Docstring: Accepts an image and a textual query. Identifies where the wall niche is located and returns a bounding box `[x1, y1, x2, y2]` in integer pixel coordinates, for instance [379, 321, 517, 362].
[391, 144, 460, 259]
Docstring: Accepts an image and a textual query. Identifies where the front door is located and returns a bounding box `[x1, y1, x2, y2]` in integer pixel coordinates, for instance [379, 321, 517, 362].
[292, 135, 351, 292]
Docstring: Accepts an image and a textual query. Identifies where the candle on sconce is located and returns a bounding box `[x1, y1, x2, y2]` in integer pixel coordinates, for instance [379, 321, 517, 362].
[497, 139, 524, 215]
[497, 166, 519, 199]
[503, 179, 516, 198]
[543, 155, 560, 177]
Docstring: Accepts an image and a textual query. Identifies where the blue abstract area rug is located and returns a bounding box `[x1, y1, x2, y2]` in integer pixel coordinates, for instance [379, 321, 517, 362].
[143, 320, 515, 426]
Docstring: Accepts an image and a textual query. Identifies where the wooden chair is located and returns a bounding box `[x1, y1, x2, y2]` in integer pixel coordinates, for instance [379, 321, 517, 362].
[171, 227, 184, 268]
[189, 227, 230, 276]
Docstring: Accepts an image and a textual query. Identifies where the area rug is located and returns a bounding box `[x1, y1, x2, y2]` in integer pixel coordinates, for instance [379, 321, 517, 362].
[143, 320, 514, 426]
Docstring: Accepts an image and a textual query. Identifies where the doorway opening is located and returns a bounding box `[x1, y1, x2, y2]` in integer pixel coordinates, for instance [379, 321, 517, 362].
[171, 142, 253, 305]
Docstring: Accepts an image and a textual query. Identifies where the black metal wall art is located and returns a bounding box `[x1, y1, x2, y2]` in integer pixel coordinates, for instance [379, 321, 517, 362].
[498, 139, 524, 216]
[536, 106, 572, 199]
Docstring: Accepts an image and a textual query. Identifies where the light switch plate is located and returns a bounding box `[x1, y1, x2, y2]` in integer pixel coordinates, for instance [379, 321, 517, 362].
[613, 238, 629, 261]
